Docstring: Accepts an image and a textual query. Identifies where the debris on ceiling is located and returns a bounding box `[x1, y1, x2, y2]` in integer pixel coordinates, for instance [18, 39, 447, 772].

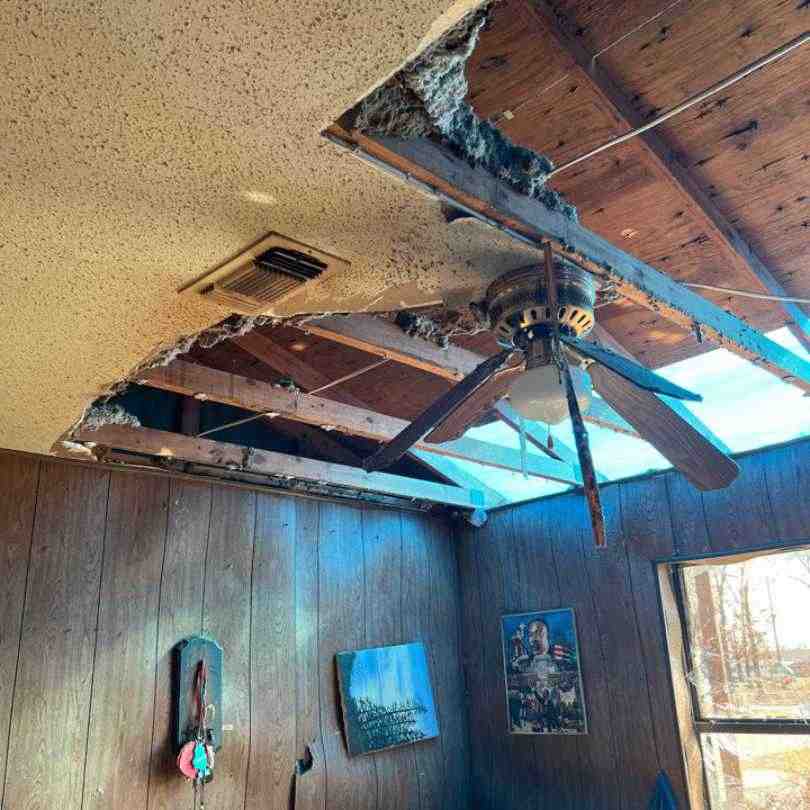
[353, 5, 578, 218]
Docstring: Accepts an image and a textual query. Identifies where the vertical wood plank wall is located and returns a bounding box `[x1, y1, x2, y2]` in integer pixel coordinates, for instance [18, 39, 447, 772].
[0, 453, 469, 810]
[456, 438, 810, 810]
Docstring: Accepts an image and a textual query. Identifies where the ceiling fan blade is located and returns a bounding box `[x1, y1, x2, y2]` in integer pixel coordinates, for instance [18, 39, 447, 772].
[561, 335, 702, 402]
[425, 363, 524, 444]
[589, 364, 739, 490]
[363, 349, 514, 472]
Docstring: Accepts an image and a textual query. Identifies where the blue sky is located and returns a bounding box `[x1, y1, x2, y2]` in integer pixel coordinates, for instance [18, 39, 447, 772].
[454, 327, 810, 501]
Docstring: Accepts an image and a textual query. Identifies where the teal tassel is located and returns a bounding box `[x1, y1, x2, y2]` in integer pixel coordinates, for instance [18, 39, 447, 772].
[192, 742, 209, 776]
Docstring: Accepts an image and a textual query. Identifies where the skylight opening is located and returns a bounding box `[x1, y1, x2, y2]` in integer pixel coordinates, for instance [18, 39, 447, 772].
[462, 327, 810, 504]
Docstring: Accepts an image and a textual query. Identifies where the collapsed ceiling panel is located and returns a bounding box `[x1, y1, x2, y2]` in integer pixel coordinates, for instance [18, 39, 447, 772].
[2, 0, 808, 458]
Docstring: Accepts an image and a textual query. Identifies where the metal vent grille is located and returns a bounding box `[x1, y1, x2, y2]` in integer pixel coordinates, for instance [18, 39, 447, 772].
[190, 233, 348, 315]
[216, 248, 327, 306]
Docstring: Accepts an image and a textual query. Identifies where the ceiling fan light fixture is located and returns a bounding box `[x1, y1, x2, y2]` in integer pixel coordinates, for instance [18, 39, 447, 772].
[509, 362, 592, 424]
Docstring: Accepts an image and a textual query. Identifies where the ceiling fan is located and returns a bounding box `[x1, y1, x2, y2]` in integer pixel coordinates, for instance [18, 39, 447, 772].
[363, 244, 739, 547]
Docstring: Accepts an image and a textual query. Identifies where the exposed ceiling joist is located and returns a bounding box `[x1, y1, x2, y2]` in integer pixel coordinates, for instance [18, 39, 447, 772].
[139, 360, 582, 484]
[408, 450, 508, 507]
[326, 127, 810, 393]
[300, 313, 631, 440]
[302, 315, 475, 382]
[231, 328, 506, 502]
[524, 1, 810, 355]
[73, 424, 495, 510]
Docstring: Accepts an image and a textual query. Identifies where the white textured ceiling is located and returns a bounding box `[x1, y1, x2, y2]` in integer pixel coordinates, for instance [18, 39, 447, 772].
[0, 0, 551, 453]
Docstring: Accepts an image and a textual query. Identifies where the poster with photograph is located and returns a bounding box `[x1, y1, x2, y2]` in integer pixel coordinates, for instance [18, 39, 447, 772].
[502, 608, 587, 735]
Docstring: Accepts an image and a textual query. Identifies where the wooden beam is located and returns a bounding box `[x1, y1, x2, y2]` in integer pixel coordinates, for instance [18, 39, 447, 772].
[523, 1, 810, 355]
[302, 312, 625, 445]
[590, 324, 732, 454]
[139, 360, 582, 484]
[231, 328, 506, 500]
[409, 450, 508, 507]
[301, 315, 473, 382]
[231, 331, 369, 406]
[74, 424, 494, 510]
[325, 127, 810, 393]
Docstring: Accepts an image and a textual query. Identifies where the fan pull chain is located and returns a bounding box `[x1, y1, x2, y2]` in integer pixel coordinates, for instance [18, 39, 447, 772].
[518, 415, 529, 480]
[546, 423, 554, 451]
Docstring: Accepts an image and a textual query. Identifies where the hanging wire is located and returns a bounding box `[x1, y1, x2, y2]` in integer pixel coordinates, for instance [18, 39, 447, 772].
[546, 32, 810, 180]
[682, 283, 810, 305]
[307, 358, 389, 395]
[194, 360, 389, 438]
[518, 414, 529, 480]
[196, 411, 276, 438]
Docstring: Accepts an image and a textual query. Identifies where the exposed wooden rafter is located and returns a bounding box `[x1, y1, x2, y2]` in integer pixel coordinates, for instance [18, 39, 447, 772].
[524, 0, 810, 355]
[139, 360, 583, 484]
[408, 450, 508, 507]
[301, 313, 628, 443]
[73, 424, 496, 510]
[231, 329, 505, 503]
[325, 126, 810, 393]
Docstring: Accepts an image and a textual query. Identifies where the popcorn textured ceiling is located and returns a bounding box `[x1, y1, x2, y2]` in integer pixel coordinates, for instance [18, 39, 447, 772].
[0, 0, 555, 453]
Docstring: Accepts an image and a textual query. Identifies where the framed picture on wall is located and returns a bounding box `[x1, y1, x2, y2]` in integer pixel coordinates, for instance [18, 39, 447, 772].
[336, 641, 440, 756]
[501, 608, 588, 735]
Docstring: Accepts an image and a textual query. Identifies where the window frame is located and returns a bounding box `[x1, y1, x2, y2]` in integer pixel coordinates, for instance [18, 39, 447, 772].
[666, 544, 810, 808]
[672, 560, 810, 736]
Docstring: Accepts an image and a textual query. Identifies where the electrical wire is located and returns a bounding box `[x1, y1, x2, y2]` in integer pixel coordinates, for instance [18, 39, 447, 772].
[307, 358, 389, 395]
[546, 31, 810, 180]
[196, 411, 276, 438]
[683, 283, 810, 305]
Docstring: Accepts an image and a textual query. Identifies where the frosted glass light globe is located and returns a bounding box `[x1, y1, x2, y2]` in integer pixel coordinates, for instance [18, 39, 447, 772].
[509, 363, 592, 424]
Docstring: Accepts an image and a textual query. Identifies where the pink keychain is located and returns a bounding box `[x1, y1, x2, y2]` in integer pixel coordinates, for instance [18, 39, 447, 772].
[177, 740, 199, 780]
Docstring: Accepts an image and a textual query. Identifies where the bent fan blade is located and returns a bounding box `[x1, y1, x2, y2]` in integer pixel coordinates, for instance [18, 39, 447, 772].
[363, 349, 513, 472]
[561, 335, 702, 401]
[589, 364, 739, 490]
[425, 363, 524, 444]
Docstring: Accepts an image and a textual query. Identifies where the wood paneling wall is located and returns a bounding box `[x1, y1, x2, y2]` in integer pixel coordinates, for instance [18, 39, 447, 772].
[456, 438, 810, 810]
[0, 454, 469, 810]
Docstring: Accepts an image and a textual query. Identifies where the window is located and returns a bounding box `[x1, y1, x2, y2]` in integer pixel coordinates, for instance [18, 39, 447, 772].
[673, 547, 810, 809]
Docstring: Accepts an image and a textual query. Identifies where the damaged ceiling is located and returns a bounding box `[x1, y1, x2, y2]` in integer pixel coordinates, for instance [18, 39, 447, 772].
[2, 0, 809, 455]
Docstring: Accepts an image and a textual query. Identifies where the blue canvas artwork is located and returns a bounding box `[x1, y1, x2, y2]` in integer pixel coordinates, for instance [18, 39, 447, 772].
[336, 642, 440, 756]
[502, 609, 588, 735]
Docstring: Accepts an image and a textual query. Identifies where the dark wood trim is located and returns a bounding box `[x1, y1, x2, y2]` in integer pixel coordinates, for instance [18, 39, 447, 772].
[0, 447, 440, 515]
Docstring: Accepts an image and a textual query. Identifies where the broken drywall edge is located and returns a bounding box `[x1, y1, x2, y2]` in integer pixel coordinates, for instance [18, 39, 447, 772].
[57, 440, 98, 459]
[396, 311, 452, 347]
[135, 313, 280, 377]
[354, 5, 578, 221]
[57, 312, 282, 454]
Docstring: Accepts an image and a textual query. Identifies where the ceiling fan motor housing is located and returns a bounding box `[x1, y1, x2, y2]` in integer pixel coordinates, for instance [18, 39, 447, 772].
[485, 257, 597, 349]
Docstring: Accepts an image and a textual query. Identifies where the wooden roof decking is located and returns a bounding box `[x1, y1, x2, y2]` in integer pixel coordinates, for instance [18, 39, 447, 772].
[466, 0, 810, 366]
